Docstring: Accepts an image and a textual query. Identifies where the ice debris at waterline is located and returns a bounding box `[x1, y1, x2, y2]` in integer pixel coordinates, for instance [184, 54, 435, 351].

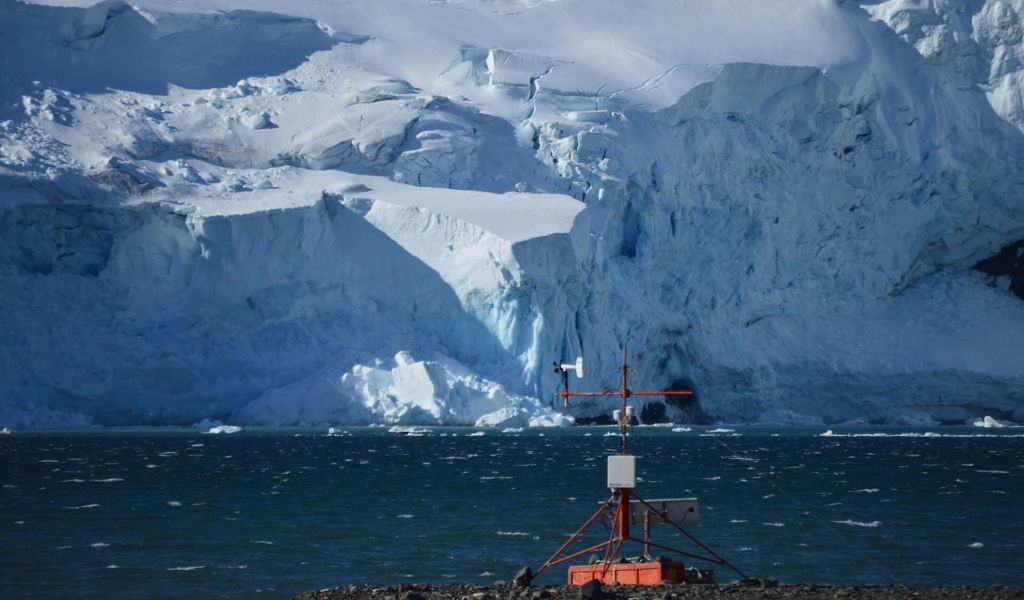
[2, 0, 1024, 428]
[206, 425, 243, 435]
[974, 416, 1010, 428]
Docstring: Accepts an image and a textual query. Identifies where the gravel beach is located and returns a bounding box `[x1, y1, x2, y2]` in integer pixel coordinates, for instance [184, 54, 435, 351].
[294, 581, 1024, 600]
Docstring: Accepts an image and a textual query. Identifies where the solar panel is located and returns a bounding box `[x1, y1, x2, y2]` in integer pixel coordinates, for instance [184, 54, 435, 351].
[627, 498, 700, 526]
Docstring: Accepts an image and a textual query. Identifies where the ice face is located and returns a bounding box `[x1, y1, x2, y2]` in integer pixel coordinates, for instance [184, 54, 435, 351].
[1, 0, 1023, 427]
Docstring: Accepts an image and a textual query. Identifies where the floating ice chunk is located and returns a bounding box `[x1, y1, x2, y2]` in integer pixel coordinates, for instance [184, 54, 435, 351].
[387, 426, 431, 435]
[466, 431, 485, 437]
[672, 427, 692, 432]
[708, 428, 735, 433]
[207, 425, 242, 434]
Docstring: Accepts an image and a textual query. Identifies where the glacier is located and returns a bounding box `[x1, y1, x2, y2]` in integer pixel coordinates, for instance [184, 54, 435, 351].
[1, 0, 1023, 427]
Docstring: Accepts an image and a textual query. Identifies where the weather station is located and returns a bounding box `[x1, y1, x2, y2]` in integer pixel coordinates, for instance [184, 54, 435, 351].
[529, 350, 748, 586]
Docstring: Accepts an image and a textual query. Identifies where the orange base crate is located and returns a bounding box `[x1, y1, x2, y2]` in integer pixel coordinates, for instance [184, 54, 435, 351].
[567, 560, 687, 586]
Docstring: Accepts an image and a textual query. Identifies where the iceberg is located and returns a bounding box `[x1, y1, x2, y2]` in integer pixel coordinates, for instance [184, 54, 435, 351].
[973, 416, 1008, 428]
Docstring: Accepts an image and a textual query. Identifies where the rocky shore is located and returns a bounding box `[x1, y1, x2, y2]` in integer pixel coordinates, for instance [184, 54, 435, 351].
[294, 581, 1024, 600]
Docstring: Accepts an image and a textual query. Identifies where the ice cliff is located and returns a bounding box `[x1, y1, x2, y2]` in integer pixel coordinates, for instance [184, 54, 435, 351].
[1, 0, 1023, 427]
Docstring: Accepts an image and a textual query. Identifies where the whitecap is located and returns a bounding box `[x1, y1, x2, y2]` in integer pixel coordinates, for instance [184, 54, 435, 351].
[478, 571, 494, 577]
[834, 519, 882, 528]
[729, 519, 748, 524]
[106, 564, 120, 569]
[851, 488, 880, 494]
[206, 426, 242, 434]
[672, 427, 691, 432]
[707, 428, 734, 433]
[762, 522, 786, 527]
[968, 542, 984, 548]
[167, 501, 182, 507]
[497, 531, 531, 536]
[63, 504, 100, 510]
[167, 565, 205, 571]
[250, 540, 274, 545]
[975, 469, 1010, 474]
[90, 542, 109, 548]
[90, 478, 124, 483]
[466, 431, 485, 437]
[396, 514, 414, 519]
[60, 478, 85, 483]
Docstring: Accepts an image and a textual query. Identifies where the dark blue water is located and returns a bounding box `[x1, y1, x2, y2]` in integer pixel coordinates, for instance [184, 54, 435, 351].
[1, 426, 1022, 599]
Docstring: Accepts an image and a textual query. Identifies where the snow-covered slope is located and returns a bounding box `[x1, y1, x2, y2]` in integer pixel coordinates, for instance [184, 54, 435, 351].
[2, 0, 1023, 427]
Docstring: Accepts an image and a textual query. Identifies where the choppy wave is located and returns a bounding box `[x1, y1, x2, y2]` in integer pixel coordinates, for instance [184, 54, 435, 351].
[820, 430, 1024, 438]
[167, 565, 205, 571]
[834, 519, 882, 528]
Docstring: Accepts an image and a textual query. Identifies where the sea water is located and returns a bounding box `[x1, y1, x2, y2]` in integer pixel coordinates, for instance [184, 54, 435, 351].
[1, 426, 1022, 599]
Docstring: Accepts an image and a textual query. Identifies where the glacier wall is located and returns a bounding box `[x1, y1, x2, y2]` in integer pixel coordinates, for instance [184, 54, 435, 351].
[0, 188, 586, 426]
[2, 0, 1024, 426]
